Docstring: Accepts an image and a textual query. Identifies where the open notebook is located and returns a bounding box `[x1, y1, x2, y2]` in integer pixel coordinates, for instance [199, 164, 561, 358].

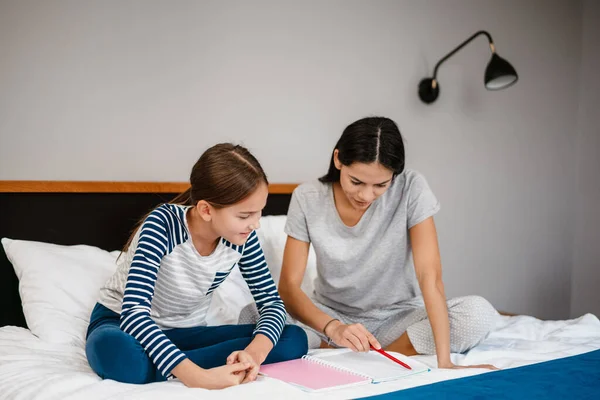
[259, 350, 430, 392]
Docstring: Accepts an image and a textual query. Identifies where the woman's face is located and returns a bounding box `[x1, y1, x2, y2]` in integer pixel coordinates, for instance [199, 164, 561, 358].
[334, 150, 394, 211]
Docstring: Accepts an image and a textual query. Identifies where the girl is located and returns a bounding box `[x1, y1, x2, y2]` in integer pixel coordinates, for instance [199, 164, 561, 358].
[86, 143, 308, 389]
[277, 117, 497, 370]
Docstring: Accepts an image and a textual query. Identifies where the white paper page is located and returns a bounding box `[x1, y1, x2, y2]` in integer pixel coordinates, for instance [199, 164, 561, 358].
[315, 350, 430, 383]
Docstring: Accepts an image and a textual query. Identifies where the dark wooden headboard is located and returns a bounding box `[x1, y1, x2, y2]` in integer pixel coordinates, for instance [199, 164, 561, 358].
[0, 181, 296, 328]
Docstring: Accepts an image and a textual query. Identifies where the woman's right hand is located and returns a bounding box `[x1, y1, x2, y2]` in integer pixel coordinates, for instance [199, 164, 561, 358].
[326, 321, 381, 352]
[173, 359, 251, 389]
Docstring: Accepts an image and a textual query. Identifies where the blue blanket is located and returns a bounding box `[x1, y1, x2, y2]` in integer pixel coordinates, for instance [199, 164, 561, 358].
[362, 349, 600, 399]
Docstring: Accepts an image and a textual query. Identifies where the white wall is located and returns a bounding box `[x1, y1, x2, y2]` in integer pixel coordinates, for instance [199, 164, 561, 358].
[571, 0, 600, 318]
[0, 0, 584, 319]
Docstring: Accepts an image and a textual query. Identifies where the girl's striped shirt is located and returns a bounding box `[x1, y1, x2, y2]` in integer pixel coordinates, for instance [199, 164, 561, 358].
[98, 204, 286, 378]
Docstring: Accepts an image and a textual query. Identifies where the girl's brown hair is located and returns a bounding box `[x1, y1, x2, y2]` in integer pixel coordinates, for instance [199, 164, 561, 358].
[121, 143, 268, 253]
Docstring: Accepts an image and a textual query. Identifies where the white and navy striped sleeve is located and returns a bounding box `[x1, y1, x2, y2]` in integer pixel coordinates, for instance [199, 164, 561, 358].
[119, 205, 187, 379]
[237, 231, 287, 345]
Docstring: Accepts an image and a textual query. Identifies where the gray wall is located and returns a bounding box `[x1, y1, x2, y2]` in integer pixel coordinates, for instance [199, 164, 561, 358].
[0, 1, 587, 319]
[571, 0, 600, 319]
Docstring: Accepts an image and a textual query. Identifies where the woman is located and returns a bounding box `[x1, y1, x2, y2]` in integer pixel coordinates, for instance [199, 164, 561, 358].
[278, 117, 497, 370]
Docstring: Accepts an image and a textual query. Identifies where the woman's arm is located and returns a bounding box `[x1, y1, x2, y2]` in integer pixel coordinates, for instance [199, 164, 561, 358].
[409, 216, 452, 367]
[279, 236, 334, 334]
[410, 217, 496, 370]
[279, 236, 380, 351]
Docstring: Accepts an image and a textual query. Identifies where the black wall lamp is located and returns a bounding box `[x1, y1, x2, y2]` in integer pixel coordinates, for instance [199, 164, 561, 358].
[418, 30, 518, 104]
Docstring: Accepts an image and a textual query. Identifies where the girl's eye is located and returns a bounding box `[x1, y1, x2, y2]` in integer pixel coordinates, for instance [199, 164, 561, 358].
[351, 181, 361, 186]
[376, 184, 388, 188]
[239, 215, 250, 220]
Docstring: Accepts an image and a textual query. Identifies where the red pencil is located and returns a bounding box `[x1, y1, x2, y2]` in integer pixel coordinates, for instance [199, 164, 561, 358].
[370, 346, 412, 370]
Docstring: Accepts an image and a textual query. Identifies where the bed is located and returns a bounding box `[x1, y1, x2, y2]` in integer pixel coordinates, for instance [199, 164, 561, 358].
[1, 181, 599, 400]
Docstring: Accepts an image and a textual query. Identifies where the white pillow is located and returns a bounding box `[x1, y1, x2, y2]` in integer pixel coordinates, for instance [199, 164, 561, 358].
[1, 238, 118, 347]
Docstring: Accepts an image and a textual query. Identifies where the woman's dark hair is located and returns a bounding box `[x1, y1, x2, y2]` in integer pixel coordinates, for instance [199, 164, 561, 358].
[122, 143, 268, 253]
[319, 116, 405, 183]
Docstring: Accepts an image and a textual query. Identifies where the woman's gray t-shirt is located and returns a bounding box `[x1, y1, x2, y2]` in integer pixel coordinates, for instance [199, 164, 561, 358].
[284, 169, 440, 317]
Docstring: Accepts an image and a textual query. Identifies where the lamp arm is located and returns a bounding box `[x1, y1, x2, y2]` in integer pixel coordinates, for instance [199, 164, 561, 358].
[431, 30, 495, 85]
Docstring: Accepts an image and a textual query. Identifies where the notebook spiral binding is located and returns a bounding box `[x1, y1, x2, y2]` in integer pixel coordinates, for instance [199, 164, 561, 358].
[301, 355, 372, 381]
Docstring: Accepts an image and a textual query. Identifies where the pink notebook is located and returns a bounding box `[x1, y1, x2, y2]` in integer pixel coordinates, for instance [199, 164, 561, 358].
[259, 356, 371, 392]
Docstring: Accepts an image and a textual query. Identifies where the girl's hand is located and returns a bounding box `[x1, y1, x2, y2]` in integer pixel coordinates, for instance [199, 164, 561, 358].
[227, 350, 260, 383]
[173, 359, 251, 389]
[200, 363, 252, 388]
[327, 321, 381, 352]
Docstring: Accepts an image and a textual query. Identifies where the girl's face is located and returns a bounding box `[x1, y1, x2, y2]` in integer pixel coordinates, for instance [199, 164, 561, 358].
[334, 150, 394, 211]
[207, 182, 268, 246]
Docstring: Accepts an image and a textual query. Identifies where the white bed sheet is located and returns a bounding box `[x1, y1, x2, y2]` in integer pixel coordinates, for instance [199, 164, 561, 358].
[1, 314, 599, 400]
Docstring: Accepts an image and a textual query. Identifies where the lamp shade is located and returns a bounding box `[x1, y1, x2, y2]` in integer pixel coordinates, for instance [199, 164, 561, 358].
[484, 53, 518, 90]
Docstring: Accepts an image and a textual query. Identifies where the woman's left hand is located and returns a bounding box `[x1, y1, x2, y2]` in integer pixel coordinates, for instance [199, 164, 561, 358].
[227, 350, 260, 383]
[439, 362, 499, 370]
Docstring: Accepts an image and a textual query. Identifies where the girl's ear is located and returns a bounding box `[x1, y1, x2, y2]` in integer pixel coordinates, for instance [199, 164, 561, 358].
[196, 200, 212, 222]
